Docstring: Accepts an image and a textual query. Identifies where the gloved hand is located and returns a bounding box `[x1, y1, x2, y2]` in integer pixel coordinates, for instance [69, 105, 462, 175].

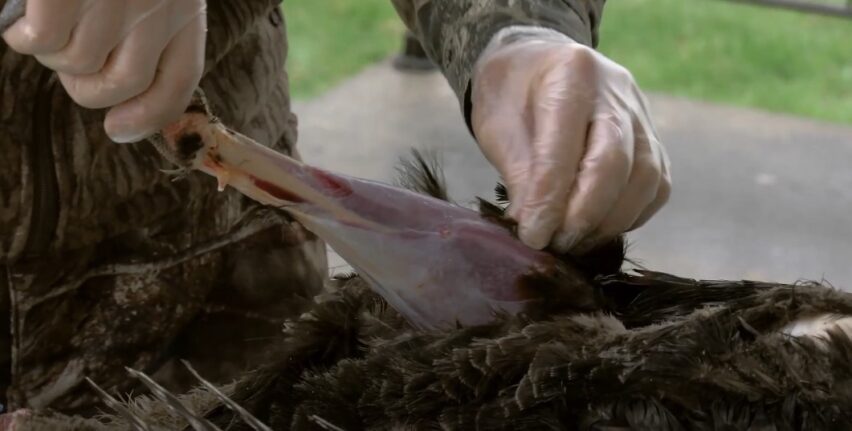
[471, 27, 671, 253]
[1, 0, 207, 143]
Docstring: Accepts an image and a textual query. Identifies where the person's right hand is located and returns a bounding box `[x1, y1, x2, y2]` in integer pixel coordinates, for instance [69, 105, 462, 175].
[471, 29, 671, 253]
[2, 0, 207, 143]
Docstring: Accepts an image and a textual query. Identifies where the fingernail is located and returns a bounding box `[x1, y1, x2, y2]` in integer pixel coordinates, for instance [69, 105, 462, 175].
[105, 105, 159, 143]
[553, 230, 584, 253]
[105, 121, 152, 144]
[108, 131, 147, 144]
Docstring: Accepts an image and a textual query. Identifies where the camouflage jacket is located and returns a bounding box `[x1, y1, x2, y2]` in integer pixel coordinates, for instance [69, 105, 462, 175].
[0, 0, 604, 414]
[390, 0, 605, 125]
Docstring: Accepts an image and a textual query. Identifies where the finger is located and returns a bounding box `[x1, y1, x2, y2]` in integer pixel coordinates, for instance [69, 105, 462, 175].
[35, 0, 125, 74]
[2, 0, 84, 54]
[628, 172, 670, 231]
[104, 13, 206, 143]
[517, 55, 595, 249]
[580, 135, 663, 249]
[57, 0, 193, 109]
[472, 111, 534, 221]
[552, 116, 633, 252]
[629, 137, 672, 230]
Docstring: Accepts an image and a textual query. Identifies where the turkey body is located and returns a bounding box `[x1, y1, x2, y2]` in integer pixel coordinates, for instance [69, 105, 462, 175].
[6, 117, 852, 430]
[174, 270, 850, 431]
[8, 269, 852, 431]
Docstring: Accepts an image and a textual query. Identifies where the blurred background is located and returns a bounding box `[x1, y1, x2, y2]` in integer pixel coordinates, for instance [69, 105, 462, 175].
[285, 1, 852, 287]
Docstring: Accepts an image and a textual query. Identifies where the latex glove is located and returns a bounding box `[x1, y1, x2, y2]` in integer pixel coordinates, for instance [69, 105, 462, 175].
[2, 0, 207, 143]
[471, 26, 671, 253]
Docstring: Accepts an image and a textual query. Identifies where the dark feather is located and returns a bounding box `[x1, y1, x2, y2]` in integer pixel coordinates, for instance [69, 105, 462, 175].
[477, 198, 518, 233]
[394, 149, 449, 201]
[85, 378, 154, 431]
[74, 253, 852, 431]
[181, 361, 272, 431]
[495, 182, 510, 205]
[193, 274, 852, 430]
[124, 368, 221, 431]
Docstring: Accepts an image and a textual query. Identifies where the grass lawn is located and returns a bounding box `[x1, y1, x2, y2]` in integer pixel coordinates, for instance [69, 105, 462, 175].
[285, 0, 852, 124]
[285, 0, 404, 99]
[597, 0, 852, 125]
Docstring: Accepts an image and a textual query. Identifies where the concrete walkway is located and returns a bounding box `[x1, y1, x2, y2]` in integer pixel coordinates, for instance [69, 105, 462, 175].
[294, 61, 852, 288]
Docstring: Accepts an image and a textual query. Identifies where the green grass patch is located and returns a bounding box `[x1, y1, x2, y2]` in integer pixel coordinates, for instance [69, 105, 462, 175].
[598, 0, 852, 124]
[284, 1, 852, 124]
[285, 0, 403, 99]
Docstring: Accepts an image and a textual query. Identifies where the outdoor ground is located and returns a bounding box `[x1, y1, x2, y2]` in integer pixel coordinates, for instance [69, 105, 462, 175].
[287, 0, 852, 124]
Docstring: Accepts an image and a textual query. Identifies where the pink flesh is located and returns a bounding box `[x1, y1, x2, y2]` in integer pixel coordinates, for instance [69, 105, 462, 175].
[163, 116, 561, 329]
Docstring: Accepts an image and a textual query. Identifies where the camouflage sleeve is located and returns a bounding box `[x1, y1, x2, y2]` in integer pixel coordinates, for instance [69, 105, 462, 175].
[389, 0, 606, 122]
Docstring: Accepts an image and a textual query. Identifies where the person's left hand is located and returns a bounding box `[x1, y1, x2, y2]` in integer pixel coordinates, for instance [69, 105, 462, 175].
[471, 29, 671, 254]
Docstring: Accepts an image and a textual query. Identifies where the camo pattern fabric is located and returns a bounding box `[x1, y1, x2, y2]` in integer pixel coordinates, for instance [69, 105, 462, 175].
[390, 0, 606, 118]
[0, 0, 327, 412]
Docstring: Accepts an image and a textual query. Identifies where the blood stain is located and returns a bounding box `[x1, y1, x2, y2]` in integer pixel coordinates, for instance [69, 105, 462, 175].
[252, 177, 304, 203]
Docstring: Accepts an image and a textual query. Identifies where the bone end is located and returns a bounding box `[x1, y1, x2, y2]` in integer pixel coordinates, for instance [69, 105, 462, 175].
[150, 89, 216, 168]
